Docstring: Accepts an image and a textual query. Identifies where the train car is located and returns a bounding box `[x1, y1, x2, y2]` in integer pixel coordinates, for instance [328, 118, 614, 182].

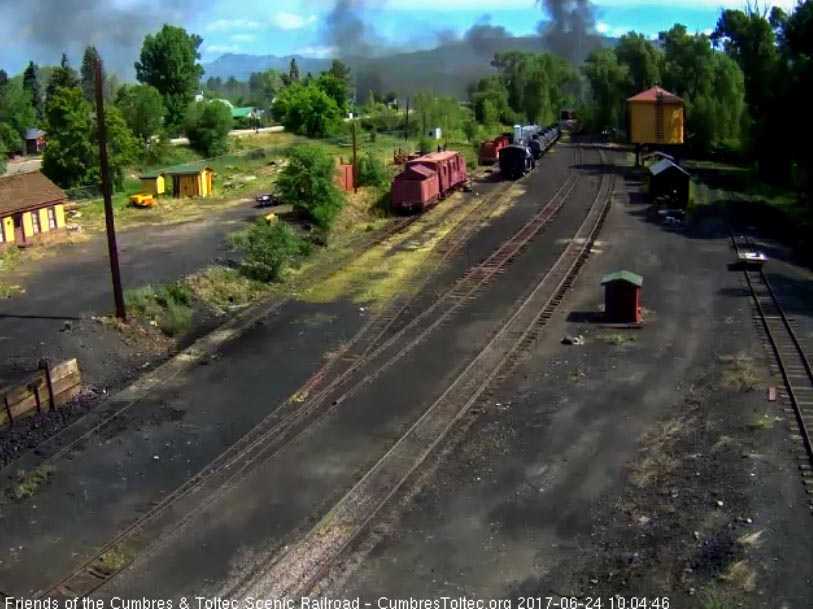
[391, 163, 440, 213]
[478, 135, 510, 165]
[391, 150, 468, 213]
[499, 145, 534, 180]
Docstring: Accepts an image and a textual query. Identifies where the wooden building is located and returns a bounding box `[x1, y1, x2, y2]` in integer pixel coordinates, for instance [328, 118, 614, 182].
[628, 87, 684, 165]
[138, 170, 166, 196]
[602, 270, 643, 324]
[164, 163, 214, 198]
[0, 171, 67, 247]
[336, 157, 356, 192]
[23, 128, 46, 154]
[649, 159, 691, 208]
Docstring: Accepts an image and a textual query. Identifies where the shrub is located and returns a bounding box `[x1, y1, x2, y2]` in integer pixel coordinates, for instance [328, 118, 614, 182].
[418, 137, 433, 155]
[124, 282, 193, 336]
[356, 152, 388, 187]
[275, 145, 346, 232]
[228, 219, 305, 282]
[184, 100, 233, 157]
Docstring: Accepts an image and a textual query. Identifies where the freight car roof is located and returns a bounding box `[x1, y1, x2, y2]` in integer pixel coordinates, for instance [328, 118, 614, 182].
[400, 164, 436, 179]
[414, 150, 461, 163]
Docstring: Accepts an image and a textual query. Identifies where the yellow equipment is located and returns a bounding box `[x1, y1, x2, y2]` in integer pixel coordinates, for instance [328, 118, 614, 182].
[129, 193, 156, 207]
[265, 212, 278, 224]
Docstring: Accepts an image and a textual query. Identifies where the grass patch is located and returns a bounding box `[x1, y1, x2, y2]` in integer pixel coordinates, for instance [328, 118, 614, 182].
[628, 418, 686, 488]
[6, 464, 56, 501]
[124, 282, 193, 337]
[720, 559, 757, 592]
[719, 352, 762, 392]
[99, 544, 131, 571]
[747, 413, 776, 431]
[184, 266, 271, 312]
[699, 586, 739, 609]
[296, 312, 337, 327]
[599, 333, 636, 346]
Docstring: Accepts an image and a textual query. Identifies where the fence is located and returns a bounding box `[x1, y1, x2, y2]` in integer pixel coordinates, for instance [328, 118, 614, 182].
[1, 359, 81, 428]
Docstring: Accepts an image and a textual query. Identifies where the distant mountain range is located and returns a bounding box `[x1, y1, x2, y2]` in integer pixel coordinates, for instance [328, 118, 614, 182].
[202, 35, 614, 98]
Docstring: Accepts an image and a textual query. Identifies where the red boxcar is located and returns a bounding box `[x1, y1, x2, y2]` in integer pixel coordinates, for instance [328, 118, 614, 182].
[391, 163, 440, 213]
[478, 136, 510, 165]
[391, 150, 467, 213]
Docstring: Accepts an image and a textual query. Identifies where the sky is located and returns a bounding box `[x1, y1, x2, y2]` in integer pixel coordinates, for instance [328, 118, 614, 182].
[0, 0, 802, 77]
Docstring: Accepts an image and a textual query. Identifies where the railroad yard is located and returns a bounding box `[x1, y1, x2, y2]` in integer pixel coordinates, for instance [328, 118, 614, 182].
[0, 130, 811, 609]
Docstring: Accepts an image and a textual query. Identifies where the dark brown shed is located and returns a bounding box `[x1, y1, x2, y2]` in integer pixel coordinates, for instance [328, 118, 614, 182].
[602, 270, 643, 324]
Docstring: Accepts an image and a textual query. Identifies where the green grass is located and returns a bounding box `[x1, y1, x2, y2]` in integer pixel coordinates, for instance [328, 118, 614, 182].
[124, 282, 193, 337]
[6, 465, 56, 501]
[0, 247, 24, 298]
[99, 544, 131, 570]
[184, 266, 272, 312]
[699, 587, 739, 609]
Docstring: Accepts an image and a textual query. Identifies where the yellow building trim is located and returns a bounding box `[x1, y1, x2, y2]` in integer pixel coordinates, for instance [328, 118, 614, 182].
[1, 216, 13, 243]
[38, 208, 50, 233]
[55, 204, 66, 228]
[22, 212, 33, 237]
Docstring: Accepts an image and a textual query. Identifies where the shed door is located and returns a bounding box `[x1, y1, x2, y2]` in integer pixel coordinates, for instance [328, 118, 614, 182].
[13, 214, 23, 242]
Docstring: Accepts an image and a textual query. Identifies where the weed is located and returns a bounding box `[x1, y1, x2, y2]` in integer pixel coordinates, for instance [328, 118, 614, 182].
[600, 333, 636, 346]
[296, 312, 337, 327]
[699, 587, 738, 609]
[124, 282, 193, 337]
[0, 279, 24, 299]
[570, 368, 586, 381]
[185, 266, 271, 310]
[6, 464, 56, 501]
[720, 559, 757, 592]
[99, 545, 130, 571]
[748, 413, 775, 430]
[719, 352, 762, 392]
[228, 219, 306, 282]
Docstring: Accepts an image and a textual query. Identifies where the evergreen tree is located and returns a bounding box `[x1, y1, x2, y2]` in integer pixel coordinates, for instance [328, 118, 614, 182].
[289, 58, 300, 83]
[46, 53, 81, 103]
[23, 61, 43, 120]
[80, 45, 101, 101]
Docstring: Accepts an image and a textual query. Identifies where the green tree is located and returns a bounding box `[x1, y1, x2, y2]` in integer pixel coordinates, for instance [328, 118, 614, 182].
[183, 100, 233, 157]
[614, 33, 660, 94]
[46, 53, 81, 103]
[316, 73, 349, 114]
[0, 77, 37, 140]
[659, 26, 714, 101]
[92, 105, 140, 190]
[271, 84, 341, 137]
[288, 58, 300, 83]
[135, 25, 204, 132]
[23, 61, 43, 120]
[0, 122, 22, 170]
[275, 144, 345, 233]
[41, 87, 95, 188]
[248, 70, 283, 107]
[117, 84, 166, 143]
[0, 70, 8, 89]
[581, 49, 630, 130]
[80, 45, 101, 101]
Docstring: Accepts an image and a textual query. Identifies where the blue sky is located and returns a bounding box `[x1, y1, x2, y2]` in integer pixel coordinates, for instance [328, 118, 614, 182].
[0, 0, 801, 76]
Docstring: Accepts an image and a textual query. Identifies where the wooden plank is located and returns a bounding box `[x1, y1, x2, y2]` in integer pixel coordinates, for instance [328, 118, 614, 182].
[768, 386, 777, 402]
[0, 359, 78, 403]
[1, 374, 81, 427]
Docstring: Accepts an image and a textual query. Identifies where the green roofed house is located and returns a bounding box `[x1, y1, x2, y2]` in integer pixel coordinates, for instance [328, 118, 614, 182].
[163, 162, 214, 198]
[231, 107, 257, 120]
[138, 169, 166, 196]
[601, 270, 643, 324]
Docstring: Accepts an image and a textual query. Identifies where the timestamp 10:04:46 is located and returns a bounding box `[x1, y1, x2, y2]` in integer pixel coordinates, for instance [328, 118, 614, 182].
[519, 596, 671, 609]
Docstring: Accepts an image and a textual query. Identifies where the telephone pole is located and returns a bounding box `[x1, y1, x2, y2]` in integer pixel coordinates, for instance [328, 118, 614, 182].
[94, 57, 126, 321]
[352, 120, 358, 194]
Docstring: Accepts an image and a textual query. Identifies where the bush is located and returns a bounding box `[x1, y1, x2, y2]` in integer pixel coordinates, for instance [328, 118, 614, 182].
[356, 152, 388, 187]
[275, 145, 346, 232]
[271, 83, 342, 138]
[228, 219, 305, 282]
[418, 137, 433, 154]
[124, 282, 193, 336]
[184, 100, 233, 157]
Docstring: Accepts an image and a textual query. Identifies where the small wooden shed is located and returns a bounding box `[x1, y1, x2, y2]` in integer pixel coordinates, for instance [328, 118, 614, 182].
[165, 163, 214, 198]
[138, 170, 166, 196]
[649, 159, 691, 208]
[602, 270, 643, 324]
[336, 157, 356, 192]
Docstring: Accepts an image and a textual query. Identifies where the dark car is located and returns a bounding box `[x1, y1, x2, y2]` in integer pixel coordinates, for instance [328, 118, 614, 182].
[255, 193, 277, 207]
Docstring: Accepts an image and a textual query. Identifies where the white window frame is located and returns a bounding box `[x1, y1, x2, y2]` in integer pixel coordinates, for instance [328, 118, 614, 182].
[31, 211, 41, 234]
[47, 207, 56, 230]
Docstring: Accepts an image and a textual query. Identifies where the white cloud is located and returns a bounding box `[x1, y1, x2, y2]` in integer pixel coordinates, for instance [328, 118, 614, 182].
[231, 33, 256, 42]
[295, 45, 336, 58]
[703, 28, 714, 36]
[596, 22, 611, 34]
[204, 44, 241, 54]
[206, 19, 262, 33]
[386, 0, 796, 7]
[595, 22, 633, 37]
[272, 12, 317, 30]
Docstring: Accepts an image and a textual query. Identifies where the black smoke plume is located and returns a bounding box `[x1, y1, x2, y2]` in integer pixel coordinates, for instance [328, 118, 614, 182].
[0, 0, 197, 76]
[537, 0, 601, 63]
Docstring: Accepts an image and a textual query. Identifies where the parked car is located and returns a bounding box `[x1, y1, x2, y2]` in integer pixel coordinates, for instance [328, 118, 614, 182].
[256, 193, 277, 207]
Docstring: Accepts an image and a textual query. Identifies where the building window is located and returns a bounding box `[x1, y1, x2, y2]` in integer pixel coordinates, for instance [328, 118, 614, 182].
[0, 223, 4, 243]
[47, 207, 56, 230]
[31, 211, 41, 234]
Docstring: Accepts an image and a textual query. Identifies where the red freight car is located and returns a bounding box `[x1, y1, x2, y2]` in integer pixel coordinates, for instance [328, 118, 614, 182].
[391, 150, 467, 213]
[390, 163, 440, 213]
[478, 136, 510, 165]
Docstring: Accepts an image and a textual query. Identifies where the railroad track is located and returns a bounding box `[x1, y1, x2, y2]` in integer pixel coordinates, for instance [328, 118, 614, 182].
[730, 228, 813, 511]
[37, 145, 582, 599]
[230, 148, 615, 598]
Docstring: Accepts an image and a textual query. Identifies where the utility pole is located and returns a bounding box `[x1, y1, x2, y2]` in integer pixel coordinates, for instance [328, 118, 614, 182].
[352, 120, 358, 194]
[404, 97, 410, 142]
[94, 57, 126, 321]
